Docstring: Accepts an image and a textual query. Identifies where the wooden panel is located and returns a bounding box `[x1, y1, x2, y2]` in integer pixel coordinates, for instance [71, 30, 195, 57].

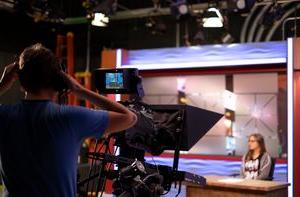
[294, 38, 300, 70]
[101, 49, 116, 68]
[294, 71, 300, 197]
[193, 176, 290, 192]
[186, 176, 288, 197]
[294, 37, 300, 197]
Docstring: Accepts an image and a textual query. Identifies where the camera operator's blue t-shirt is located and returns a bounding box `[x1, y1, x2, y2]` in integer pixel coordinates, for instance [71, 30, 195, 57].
[0, 100, 109, 197]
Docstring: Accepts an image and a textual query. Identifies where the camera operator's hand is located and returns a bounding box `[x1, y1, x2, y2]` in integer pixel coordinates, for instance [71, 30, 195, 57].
[60, 72, 85, 96]
[0, 62, 18, 96]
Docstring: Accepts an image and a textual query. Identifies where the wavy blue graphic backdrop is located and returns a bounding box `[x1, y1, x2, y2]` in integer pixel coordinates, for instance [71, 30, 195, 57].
[145, 157, 287, 182]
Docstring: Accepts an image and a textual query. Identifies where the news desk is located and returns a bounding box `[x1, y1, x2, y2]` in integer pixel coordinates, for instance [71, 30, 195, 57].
[186, 176, 289, 197]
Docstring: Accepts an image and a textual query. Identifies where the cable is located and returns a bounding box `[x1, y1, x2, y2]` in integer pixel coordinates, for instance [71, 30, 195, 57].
[162, 189, 170, 195]
[175, 181, 182, 197]
[90, 140, 103, 195]
[93, 142, 109, 196]
[90, 139, 108, 195]
[97, 141, 106, 153]
[85, 139, 99, 195]
[151, 156, 159, 174]
[98, 146, 119, 197]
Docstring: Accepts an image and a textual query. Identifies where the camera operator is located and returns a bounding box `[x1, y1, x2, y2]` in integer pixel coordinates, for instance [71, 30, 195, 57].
[0, 43, 137, 197]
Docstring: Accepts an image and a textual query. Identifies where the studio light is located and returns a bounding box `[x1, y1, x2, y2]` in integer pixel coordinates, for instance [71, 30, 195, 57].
[227, 0, 247, 11]
[170, 0, 189, 20]
[178, 3, 189, 15]
[236, 0, 246, 10]
[91, 12, 109, 27]
[84, 0, 115, 27]
[202, 7, 224, 28]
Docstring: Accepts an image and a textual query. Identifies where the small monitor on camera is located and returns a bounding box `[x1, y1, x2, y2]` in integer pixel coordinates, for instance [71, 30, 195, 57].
[105, 72, 124, 90]
[94, 68, 142, 95]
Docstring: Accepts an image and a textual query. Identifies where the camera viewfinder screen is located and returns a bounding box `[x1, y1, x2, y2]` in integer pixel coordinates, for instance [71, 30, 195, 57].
[105, 73, 124, 89]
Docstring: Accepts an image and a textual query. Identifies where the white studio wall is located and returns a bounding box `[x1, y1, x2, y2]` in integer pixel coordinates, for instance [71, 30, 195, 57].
[233, 73, 280, 158]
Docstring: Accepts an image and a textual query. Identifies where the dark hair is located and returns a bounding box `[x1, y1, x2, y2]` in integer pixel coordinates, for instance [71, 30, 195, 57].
[18, 43, 64, 93]
[246, 133, 267, 161]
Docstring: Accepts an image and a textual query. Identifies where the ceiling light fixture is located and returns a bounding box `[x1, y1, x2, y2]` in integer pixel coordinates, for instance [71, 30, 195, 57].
[91, 12, 109, 27]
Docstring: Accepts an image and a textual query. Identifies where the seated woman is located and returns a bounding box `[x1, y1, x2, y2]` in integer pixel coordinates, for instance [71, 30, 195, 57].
[240, 133, 272, 180]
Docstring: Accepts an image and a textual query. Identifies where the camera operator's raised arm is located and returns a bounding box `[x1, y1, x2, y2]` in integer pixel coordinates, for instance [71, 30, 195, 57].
[0, 63, 18, 97]
[62, 72, 137, 133]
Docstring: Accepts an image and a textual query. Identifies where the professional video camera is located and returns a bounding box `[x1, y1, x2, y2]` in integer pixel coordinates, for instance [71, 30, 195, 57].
[77, 68, 223, 197]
